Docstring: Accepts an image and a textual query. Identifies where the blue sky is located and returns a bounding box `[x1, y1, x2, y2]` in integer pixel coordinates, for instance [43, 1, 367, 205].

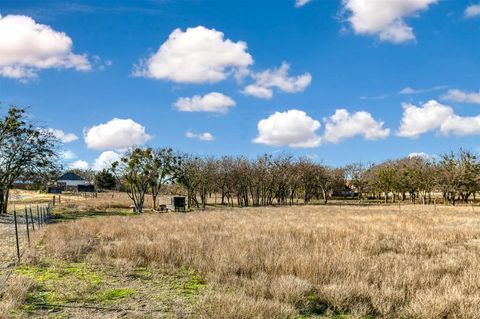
[1, 0, 479, 169]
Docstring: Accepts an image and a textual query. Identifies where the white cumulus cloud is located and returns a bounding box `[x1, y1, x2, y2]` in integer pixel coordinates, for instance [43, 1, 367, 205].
[185, 130, 214, 141]
[253, 109, 322, 148]
[61, 150, 77, 160]
[242, 85, 273, 99]
[398, 100, 453, 138]
[46, 128, 78, 143]
[84, 118, 152, 151]
[408, 152, 429, 158]
[398, 100, 480, 138]
[465, 4, 480, 18]
[243, 62, 312, 99]
[174, 92, 235, 113]
[0, 15, 90, 80]
[441, 89, 480, 104]
[440, 115, 480, 136]
[133, 26, 253, 83]
[322, 109, 390, 143]
[342, 0, 438, 43]
[69, 160, 89, 170]
[93, 151, 122, 171]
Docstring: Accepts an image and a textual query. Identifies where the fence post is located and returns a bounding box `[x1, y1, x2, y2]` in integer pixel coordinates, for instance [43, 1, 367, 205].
[29, 206, 35, 231]
[24, 206, 30, 245]
[53, 195, 56, 206]
[13, 205, 20, 262]
[37, 205, 41, 227]
[45, 203, 50, 224]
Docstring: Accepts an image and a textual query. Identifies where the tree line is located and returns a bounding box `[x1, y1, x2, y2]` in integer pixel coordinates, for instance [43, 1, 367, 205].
[109, 147, 480, 212]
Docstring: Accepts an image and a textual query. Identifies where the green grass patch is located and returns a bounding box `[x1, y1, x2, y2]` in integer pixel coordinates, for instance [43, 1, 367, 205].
[12, 259, 206, 318]
[15, 260, 106, 306]
[97, 288, 136, 302]
[184, 271, 206, 293]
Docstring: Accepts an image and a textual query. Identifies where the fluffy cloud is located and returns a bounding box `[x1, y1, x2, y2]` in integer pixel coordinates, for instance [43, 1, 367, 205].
[93, 151, 122, 171]
[253, 109, 322, 148]
[397, 100, 453, 138]
[0, 15, 90, 80]
[133, 26, 253, 83]
[84, 118, 152, 150]
[295, 0, 313, 7]
[66, 151, 122, 171]
[441, 89, 480, 104]
[254, 108, 391, 148]
[61, 150, 77, 160]
[322, 109, 390, 143]
[174, 92, 235, 113]
[243, 62, 312, 99]
[242, 85, 273, 99]
[398, 100, 480, 138]
[69, 160, 89, 170]
[408, 152, 429, 158]
[46, 128, 78, 143]
[342, 0, 438, 43]
[185, 130, 214, 141]
[465, 4, 480, 18]
[440, 115, 480, 136]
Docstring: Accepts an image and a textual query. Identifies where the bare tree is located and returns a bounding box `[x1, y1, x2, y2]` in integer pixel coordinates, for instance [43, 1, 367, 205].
[0, 107, 59, 214]
[149, 148, 182, 210]
[111, 148, 155, 213]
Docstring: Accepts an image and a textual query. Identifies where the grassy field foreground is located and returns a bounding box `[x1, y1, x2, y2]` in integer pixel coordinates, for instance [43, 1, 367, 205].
[2, 205, 480, 318]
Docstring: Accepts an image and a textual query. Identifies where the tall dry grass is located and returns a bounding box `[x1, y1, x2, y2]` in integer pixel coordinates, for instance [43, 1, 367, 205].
[0, 275, 36, 318]
[40, 206, 480, 318]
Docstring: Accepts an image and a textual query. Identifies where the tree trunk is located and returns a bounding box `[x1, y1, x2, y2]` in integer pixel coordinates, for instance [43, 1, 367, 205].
[2, 189, 10, 214]
[152, 194, 158, 211]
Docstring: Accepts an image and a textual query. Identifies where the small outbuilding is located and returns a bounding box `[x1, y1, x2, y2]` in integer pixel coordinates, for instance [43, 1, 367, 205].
[171, 196, 187, 212]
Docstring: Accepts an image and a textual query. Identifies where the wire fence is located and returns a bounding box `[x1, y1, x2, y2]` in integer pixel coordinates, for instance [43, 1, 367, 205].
[0, 201, 54, 295]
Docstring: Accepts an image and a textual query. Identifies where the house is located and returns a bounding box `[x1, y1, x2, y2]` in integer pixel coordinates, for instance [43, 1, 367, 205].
[13, 179, 35, 190]
[57, 172, 89, 191]
[332, 184, 358, 198]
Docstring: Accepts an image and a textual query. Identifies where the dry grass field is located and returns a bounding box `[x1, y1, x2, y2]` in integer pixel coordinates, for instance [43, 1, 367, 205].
[2, 204, 480, 318]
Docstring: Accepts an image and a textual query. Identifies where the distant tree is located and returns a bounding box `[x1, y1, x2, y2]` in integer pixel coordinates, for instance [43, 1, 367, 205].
[316, 166, 344, 205]
[458, 149, 480, 203]
[111, 148, 155, 213]
[343, 162, 370, 200]
[396, 157, 423, 203]
[149, 148, 182, 210]
[372, 161, 397, 203]
[436, 152, 462, 205]
[298, 158, 318, 204]
[95, 169, 116, 190]
[0, 106, 59, 214]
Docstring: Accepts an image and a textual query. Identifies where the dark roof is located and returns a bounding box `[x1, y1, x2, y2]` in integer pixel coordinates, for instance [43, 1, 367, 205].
[58, 172, 85, 181]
